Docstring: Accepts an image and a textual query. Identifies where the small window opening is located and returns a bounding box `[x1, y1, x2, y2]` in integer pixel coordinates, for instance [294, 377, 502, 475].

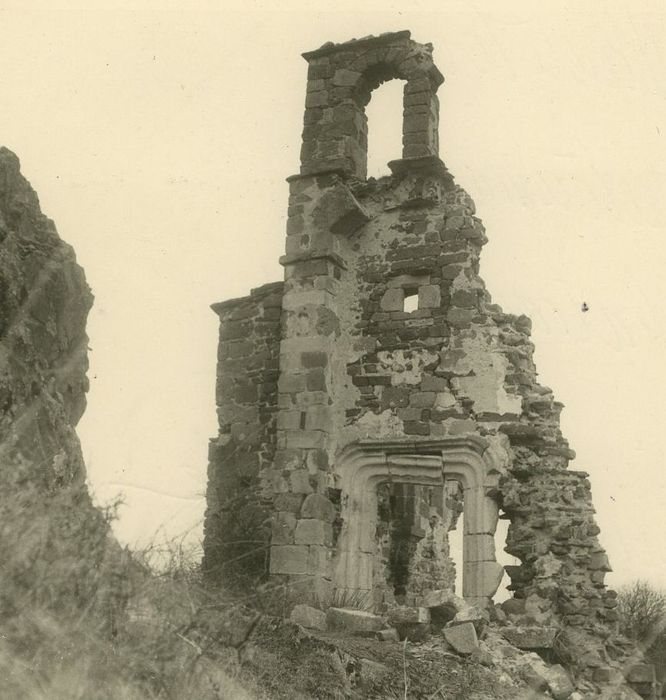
[403, 288, 419, 313]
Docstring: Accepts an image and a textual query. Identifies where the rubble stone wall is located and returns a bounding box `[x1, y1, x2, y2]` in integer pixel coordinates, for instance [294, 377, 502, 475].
[203, 282, 283, 584]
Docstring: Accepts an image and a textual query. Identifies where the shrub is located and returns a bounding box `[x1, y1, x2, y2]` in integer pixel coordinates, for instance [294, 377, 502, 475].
[617, 580, 666, 690]
[617, 580, 666, 645]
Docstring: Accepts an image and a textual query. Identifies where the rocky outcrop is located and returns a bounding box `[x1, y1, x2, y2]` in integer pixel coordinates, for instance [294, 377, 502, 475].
[0, 146, 92, 487]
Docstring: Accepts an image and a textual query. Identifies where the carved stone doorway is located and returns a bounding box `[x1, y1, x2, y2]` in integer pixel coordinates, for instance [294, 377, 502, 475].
[332, 438, 505, 608]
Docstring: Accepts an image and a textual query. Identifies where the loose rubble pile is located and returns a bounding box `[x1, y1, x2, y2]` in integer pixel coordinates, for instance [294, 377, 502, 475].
[289, 593, 654, 699]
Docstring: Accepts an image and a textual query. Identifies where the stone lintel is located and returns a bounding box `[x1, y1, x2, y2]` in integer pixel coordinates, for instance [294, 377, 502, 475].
[356, 435, 489, 457]
[388, 155, 454, 185]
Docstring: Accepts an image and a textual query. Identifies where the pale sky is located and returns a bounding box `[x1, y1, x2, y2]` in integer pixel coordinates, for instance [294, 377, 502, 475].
[1, 1, 665, 591]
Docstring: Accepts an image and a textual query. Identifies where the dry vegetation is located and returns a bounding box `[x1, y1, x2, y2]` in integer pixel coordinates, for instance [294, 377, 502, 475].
[617, 580, 666, 689]
[0, 472, 261, 699]
[0, 474, 527, 699]
[7, 468, 656, 699]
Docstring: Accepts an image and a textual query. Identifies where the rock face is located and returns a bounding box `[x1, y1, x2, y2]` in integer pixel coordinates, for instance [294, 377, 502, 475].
[0, 147, 92, 487]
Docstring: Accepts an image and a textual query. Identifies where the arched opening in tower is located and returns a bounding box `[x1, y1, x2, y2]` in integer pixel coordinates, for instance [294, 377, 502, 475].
[364, 79, 405, 179]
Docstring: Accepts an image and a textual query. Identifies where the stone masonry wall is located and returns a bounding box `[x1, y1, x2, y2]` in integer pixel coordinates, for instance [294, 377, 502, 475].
[373, 480, 462, 609]
[207, 31, 618, 644]
[203, 282, 283, 585]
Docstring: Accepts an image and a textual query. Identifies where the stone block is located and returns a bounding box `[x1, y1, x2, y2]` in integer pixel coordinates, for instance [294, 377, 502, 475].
[278, 373, 306, 393]
[306, 370, 328, 392]
[463, 496, 499, 535]
[273, 493, 305, 514]
[387, 606, 430, 625]
[305, 90, 328, 108]
[375, 628, 400, 642]
[380, 288, 404, 312]
[301, 351, 328, 368]
[332, 68, 361, 87]
[421, 589, 466, 625]
[271, 511, 297, 545]
[626, 664, 656, 684]
[301, 493, 336, 522]
[450, 605, 490, 636]
[312, 181, 370, 236]
[387, 273, 430, 289]
[463, 560, 504, 598]
[282, 289, 330, 311]
[420, 375, 448, 391]
[589, 551, 612, 571]
[285, 430, 327, 450]
[463, 534, 496, 563]
[269, 545, 309, 575]
[523, 659, 575, 700]
[419, 284, 441, 309]
[443, 622, 479, 655]
[289, 469, 314, 494]
[305, 448, 329, 472]
[500, 625, 559, 650]
[500, 597, 526, 616]
[593, 667, 624, 684]
[290, 604, 327, 631]
[277, 410, 302, 431]
[441, 263, 462, 280]
[409, 391, 436, 407]
[305, 405, 333, 431]
[294, 518, 333, 545]
[307, 545, 330, 575]
[326, 608, 387, 634]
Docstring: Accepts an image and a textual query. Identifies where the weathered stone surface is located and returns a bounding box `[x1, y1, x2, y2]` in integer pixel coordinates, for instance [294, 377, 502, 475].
[326, 608, 387, 634]
[290, 604, 327, 631]
[375, 628, 400, 642]
[539, 664, 575, 700]
[387, 606, 430, 625]
[443, 622, 479, 655]
[0, 147, 92, 488]
[294, 518, 333, 545]
[500, 597, 526, 616]
[301, 494, 336, 522]
[626, 663, 656, 683]
[269, 545, 309, 575]
[500, 626, 560, 650]
[519, 654, 575, 700]
[450, 604, 490, 636]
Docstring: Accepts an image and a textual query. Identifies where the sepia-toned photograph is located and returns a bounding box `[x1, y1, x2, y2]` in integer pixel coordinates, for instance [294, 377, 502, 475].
[1, 2, 665, 698]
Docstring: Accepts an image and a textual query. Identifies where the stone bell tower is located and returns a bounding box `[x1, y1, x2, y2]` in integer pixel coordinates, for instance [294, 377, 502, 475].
[205, 30, 617, 636]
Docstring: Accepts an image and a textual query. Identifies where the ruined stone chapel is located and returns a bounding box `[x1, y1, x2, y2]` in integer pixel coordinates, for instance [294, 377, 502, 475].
[203, 30, 618, 638]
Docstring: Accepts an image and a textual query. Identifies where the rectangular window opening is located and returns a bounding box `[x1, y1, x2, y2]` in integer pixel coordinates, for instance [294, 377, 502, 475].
[403, 288, 419, 313]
